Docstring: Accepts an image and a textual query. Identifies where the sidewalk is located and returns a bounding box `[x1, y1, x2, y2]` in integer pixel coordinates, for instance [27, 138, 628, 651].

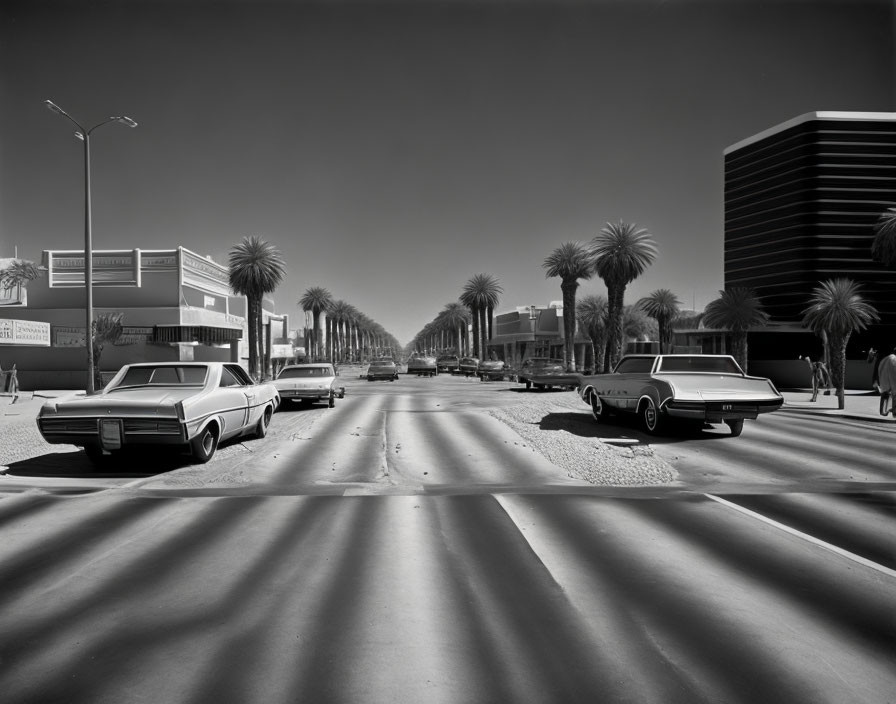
[779, 388, 896, 423]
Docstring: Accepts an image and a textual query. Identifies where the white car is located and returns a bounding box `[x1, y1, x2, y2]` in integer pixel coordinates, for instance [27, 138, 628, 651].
[273, 363, 345, 408]
[37, 362, 280, 464]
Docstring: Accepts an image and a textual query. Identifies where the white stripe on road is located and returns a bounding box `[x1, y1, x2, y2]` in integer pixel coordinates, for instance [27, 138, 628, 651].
[704, 493, 896, 579]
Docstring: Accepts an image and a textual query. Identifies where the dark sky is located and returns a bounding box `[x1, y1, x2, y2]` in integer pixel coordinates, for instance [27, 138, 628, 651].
[2, 0, 894, 345]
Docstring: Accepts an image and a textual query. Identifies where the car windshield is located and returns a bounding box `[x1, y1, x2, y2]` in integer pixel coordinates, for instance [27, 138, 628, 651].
[116, 365, 207, 387]
[658, 356, 743, 374]
[613, 357, 656, 373]
[278, 367, 331, 378]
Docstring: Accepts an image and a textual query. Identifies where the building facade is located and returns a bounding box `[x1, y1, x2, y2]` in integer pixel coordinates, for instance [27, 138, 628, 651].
[724, 112, 896, 388]
[0, 247, 291, 390]
[725, 111, 896, 326]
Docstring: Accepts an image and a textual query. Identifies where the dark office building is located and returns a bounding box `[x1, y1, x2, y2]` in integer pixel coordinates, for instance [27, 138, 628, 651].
[725, 112, 896, 332]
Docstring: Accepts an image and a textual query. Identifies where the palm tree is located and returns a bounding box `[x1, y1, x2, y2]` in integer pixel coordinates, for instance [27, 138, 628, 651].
[702, 287, 769, 373]
[0, 258, 47, 293]
[576, 294, 608, 373]
[872, 207, 896, 267]
[228, 236, 286, 379]
[623, 304, 657, 345]
[460, 273, 502, 359]
[590, 221, 658, 370]
[543, 242, 593, 371]
[802, 278, 879, 409]
[637, 289, 681, 353]
[299, 286, 333, 361]
[440, 301, 471, 356]
[91, 312, 122, 391]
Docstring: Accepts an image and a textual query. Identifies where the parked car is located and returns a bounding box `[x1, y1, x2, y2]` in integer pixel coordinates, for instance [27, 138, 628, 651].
[478, 359, 508, 381]
[367, 359, 399, 381]
[575, 354, 784, 436]
[458, 356, 479, 377]
[406, 354, 438, 377]
[273, 363, 345, 408]
[36, 362, 280, 465]
[436, 354, 460, 374]
[517, 357, 568, 389]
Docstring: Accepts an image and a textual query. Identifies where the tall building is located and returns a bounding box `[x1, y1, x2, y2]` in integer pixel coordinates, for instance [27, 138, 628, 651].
[724, 111, 896, 331]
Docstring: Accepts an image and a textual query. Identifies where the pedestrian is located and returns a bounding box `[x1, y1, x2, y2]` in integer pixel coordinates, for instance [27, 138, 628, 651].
[876, 347, 896, 417]
[803, 356, 831, 402]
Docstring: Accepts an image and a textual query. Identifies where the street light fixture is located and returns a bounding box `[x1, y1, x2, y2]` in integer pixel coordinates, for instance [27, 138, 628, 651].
[45, 99, 137, 394]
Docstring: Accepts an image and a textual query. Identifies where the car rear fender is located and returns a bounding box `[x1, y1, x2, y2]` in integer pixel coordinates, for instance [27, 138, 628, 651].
[637, 386, 669, 414]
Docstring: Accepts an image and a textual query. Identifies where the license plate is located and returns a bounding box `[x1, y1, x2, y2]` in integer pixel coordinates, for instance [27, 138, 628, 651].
[101, 420, 122, 449]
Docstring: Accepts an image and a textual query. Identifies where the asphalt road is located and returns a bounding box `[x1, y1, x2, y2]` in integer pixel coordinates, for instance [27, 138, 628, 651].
[0, 374, 894, 704]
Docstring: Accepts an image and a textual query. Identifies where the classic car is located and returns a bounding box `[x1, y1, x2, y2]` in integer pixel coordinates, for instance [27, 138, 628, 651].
[458, 356, 480, 377]
[36, 362, 280, 465]
[436, 354, 460, 374]
[575, 354, 783, 436]
[272, 363, 345, 408]
[406, 353, 438, 377]
[367, 359, 399, 381]
[517, 357, 569, 389]
[477, 359, 508, 381]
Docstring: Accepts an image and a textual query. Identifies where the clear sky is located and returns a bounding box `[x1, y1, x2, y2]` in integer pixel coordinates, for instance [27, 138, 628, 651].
[1, 0, 893, 346]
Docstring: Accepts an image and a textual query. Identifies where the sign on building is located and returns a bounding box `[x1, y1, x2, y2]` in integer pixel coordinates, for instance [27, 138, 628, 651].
[53, 325, 86, 347]
[0, 319, 51, 346]
[47, 249, 141, 288]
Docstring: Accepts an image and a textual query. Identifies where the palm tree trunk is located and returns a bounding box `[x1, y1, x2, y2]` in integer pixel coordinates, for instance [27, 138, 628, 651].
[606, 285, 625, 370]
[470, 307, 480, 358]
[246, 295, 259, 378]
[479, 306, 488, 359]
[561, 279, 577, 371]
[832, 332, 849, 410]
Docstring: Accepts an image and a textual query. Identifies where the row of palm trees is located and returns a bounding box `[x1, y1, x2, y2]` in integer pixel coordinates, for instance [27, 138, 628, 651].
[298, 285, 401, 365]
[228, 236, 400, 379]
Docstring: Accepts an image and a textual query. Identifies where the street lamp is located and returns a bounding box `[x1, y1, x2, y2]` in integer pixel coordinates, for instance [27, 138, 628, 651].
[45, 99, 137, 394]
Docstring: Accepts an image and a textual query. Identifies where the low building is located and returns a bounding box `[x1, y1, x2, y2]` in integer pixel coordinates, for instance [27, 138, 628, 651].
[0, 247, 291, 390]
[488, 303, 591, 369]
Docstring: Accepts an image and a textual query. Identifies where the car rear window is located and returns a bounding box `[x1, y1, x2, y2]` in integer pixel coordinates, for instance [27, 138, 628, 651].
[370, 361, 394, 367]
[658, 356, 742, 374]
[118, 365, 207, 386]
[279, 367, 331, 378]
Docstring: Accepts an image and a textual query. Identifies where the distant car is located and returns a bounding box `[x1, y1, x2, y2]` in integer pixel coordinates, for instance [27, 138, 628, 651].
[575, 354, 784, 436]
[406, 354, 438, 377]
[478, 359, 508, 381]
[458, 356, 479, 377]
[517, 357, 567, 389]
[436, 354, 460, 374]
[36, 362, 280, 465]
[367, 359, 399, 381]
[273, 363, 345, 408]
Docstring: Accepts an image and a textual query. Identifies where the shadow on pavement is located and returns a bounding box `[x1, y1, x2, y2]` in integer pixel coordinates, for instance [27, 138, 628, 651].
[5, 447, 198, 478]
[537, 410, 735, 444]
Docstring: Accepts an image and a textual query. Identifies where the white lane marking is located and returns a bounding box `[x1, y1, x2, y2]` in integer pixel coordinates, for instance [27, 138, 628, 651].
[704, 493, 896, 579]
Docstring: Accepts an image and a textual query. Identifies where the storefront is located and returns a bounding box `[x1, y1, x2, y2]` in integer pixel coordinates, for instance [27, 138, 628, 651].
[0, 247, 288, 390]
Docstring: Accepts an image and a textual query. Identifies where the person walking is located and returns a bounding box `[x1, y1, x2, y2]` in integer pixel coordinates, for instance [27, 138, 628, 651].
[876, 347, 896, 417]
[803, 356, 831, 402]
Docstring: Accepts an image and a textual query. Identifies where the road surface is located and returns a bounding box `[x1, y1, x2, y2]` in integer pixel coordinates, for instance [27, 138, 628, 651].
[1, 374, 893, 703]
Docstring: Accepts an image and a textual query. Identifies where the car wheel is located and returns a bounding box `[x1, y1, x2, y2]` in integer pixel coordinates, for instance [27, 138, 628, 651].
[255, 405, 273, 439]
[588, 391, 605, 421]
[191, 424, 219, 463]
[525, 380, 531, 389]
[725, 418, 744, 437]
[640, 398, 664, 435]
[328, 395, 335, 408]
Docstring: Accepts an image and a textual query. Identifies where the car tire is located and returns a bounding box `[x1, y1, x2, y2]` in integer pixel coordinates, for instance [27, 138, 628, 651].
[255, 405, 273, 438]
[589, 391, 605, 421]
[725, 418, 744, 437]
[191, 424, 219, 463]
[640, 398, 664, 435]
[525, 380, 532, 390]
[328, 395, 335, 408]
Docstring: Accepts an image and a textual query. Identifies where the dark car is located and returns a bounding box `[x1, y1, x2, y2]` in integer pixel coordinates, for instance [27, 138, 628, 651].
[458, 356, 479, 377]
[406, 354, 438, 377]
[367, 359, 399, 381]
[436, 354, 460, 374]
[517, 357, 568, 389]
[478, 359, 508, 381]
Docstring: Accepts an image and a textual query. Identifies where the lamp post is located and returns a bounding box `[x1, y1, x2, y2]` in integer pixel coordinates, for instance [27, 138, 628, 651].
[45, 100, 137, 394]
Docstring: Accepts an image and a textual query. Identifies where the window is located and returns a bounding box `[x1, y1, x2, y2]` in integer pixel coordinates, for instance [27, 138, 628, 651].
[658, 356, 742, 374]
[614, 357, 656, 374]
[117, 365, 207, 387]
